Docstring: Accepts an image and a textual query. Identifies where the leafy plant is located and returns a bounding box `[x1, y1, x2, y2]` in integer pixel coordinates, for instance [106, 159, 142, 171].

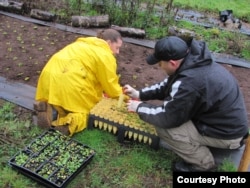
[217, 158, 237, 172]
[0, 102, 16, 121]
[13, 152, 30, 166]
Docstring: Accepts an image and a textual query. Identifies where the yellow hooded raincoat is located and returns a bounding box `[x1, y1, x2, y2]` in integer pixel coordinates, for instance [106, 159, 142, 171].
[35, 37, 122, 135]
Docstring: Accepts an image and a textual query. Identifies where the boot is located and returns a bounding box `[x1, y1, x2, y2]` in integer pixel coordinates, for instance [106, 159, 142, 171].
[52, 125, 70, 136]
[34, 101, 53, 129]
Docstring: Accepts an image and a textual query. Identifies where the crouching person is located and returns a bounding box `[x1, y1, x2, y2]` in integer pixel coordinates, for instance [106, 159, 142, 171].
[123, 36, 249, 172]
[34, 29, 124, 136]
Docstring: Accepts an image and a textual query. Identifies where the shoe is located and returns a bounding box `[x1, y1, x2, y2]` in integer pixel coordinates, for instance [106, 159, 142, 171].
[34, 101, 53, 129]
[173, 161, 216, 172]
[34, 101, 47, 111]
[52, 125, 70, 136]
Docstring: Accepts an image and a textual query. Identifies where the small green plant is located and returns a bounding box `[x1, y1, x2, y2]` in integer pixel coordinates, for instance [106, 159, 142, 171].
[0, 102, 16, 121]
[24, 76, 30, 81]
[17, 62, 23, 67]
[217, 158, 237, 172]
[241, 40, 250, 60]
[14, 152, 30, 166]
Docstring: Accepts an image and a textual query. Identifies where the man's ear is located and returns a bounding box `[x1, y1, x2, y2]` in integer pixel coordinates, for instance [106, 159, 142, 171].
[169, 60, 180, 68]
[106, 40, 111, 45]
[169, 60, 176, 66]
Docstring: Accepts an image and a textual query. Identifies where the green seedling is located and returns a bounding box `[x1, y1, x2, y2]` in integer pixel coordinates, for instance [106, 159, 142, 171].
[24, 77, 30, 81]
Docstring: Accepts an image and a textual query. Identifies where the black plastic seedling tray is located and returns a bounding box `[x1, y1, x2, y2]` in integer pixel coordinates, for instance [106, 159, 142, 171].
[8, 129, 95, 188]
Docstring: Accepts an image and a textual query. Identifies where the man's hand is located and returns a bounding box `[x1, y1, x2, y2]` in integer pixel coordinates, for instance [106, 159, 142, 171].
[126, 100, 142, 112]
[123, 94, 130, 102]
[123, 84, 139, 99]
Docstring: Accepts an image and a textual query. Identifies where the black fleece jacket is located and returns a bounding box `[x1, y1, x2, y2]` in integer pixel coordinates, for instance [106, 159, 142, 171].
[137, 39, 249, 140]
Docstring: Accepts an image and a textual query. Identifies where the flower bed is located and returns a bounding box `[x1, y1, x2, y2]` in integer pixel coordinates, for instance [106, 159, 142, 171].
[8, 129, 95, 188]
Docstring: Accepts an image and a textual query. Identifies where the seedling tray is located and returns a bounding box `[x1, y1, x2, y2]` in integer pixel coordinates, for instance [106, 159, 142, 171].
[88, 97, 160, 149]
[8, 129, 95, 188]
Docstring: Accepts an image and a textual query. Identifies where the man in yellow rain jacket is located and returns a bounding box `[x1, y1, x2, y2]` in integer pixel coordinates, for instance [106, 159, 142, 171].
[35, 29, 124, 136]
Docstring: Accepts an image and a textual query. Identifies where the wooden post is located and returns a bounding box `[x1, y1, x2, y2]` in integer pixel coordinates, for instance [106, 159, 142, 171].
[238, 135, 250, 171]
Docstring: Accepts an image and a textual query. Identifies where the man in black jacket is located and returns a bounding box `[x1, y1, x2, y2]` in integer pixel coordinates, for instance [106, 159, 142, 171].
[123, 36, 249, 171]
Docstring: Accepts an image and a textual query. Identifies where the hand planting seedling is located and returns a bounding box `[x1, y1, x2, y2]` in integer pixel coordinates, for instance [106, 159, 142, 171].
[89, 97, 159, 148]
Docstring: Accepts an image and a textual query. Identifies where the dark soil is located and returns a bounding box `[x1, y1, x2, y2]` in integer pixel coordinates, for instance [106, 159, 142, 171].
[0, 14, 250, 127]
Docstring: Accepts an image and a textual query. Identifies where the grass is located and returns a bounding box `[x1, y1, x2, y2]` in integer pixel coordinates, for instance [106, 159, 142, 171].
[0, 101, 175, 188]
[171, 0, 250, 60]
[175, 19, 250, 59]
[1, 0, 248, 186]
[173, 0, 250, 22]
[0, 100, 241, 188]
[84, 0, 250, 60]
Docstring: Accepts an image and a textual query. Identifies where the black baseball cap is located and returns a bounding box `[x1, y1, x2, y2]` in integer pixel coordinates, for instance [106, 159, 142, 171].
[146, 36, 189, 65]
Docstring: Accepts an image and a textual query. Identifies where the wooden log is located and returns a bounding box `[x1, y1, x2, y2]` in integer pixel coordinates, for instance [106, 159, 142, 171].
[71, 15, 109, 28]
[111, 25, 145, 39]
[168, 26, 202, 44]
[30, 9, 56, 22]
[0, 0, 24, 14]
[238, 135, 250, 171]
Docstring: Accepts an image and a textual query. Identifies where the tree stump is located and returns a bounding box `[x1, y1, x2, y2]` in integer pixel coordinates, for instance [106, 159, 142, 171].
[30, 9, 56, 22]
[111, 25, 145, 38]
[71, 15, 109, 28]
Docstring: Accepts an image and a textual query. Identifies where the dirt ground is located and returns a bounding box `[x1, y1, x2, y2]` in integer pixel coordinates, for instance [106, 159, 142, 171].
[0, 14, 250, 127]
